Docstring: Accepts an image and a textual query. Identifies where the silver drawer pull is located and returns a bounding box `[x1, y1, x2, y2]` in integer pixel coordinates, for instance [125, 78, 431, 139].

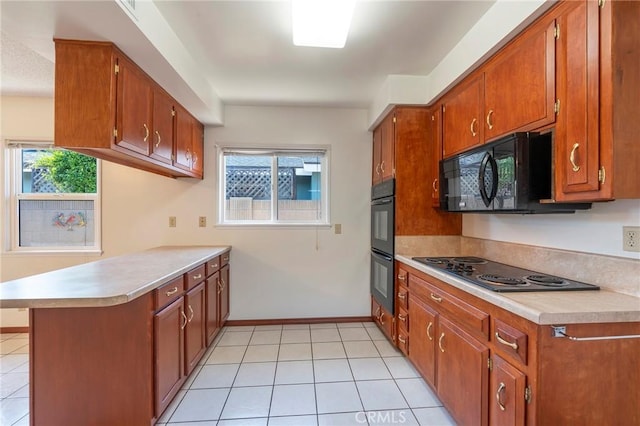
[210, 263, 219, 269]
[398, 314, 406, 322]
[430, 293, 442, 303]
[397, 274, 406, 281]
[495, 332, 518, 350]
[398, 335, 407, 344]
[165, 287, 178, 297]
[192, 273, 203, 280]
[397, 292, 406, 300]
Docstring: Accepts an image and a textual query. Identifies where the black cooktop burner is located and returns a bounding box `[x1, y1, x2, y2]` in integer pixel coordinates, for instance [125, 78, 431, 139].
[410, 256, 599, 293]
[525, 275, 568, 287]
[452, 257, 488, 264]
[478, 274, 527, 286]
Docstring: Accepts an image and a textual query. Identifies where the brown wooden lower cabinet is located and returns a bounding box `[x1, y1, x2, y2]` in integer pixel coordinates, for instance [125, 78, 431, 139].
[154, 296, 185, 416]
[371, 296, 395, 343]
[396, 260, 640, 426]
[29, 251, 231, 425]
[184, 281, 206, 375]
[437, 316, 489, 426]
[490, 355, 526, 426]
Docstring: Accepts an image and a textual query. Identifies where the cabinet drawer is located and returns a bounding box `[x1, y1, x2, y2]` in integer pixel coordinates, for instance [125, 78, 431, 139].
[397, 330, 409, 356]
[154, 276, 184, 311]
[206, 256, 221, 276]
[221, 252, 230, 267]
[409, 274, 489, 339]
[397, 284, 409, 311]
[492, 319, 528, 365]
[397, 267, 408, 287]
[185, 264, 206, 290]
[397, 306, 409, 333]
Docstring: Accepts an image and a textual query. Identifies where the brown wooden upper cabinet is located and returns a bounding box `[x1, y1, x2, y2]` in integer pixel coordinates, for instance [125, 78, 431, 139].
[442, 17, 556, 158]
[174, 104, 204, 178]
[371, 112, 395, 185]
[54, 39, 204, 179]
[372, 106, 461, 236]
[554, 0, 640, 202]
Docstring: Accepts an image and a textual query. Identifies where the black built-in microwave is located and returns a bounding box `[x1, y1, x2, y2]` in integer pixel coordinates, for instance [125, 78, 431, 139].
[439, 132, 591, 213]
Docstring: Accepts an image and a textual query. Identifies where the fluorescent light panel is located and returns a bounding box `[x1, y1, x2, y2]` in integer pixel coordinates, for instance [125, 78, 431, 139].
[292, 0, 356, 48]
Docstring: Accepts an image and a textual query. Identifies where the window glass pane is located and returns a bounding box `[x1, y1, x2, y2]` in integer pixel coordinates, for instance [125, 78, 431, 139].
[224, 155, 273, 221]
[20, 149, 97, 194]
[19, 199, 95, 247]
[277, 154, 323, 221]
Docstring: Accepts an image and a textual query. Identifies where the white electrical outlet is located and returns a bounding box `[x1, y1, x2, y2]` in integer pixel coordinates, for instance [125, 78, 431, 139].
[623, 226, 640, 252]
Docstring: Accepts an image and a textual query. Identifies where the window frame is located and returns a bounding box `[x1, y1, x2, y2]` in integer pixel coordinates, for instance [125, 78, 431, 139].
[5, 140, 102, 254]
[217, 146, 331, 227]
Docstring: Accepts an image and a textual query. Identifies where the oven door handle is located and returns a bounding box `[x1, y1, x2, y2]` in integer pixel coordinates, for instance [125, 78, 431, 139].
[372, 198, 393, 206]
[372, 251, 393, 262]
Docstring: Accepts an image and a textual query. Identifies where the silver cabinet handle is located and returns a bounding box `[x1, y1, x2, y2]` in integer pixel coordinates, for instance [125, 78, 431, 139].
[570, 143, 581, 172]
[192, 273, 202, 280]
[397, 292, 406, 300]
[438, 333, 445, 353]
[180, 310, 188, 329]
[187, 305, 194, 322]
[165, 287, 178, 297]
[398, 335, 407, 344]
[143, 123, 149, 142]
[154, 130, 161, 148]
[496, 382, 506, 411]
[495, 332, 518, 350]
[427, 322, 433, 340]
[430, 293, 442, 303]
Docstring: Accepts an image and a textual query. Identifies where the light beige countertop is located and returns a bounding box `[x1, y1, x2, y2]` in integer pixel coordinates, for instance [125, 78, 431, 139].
[397, 255, 640, 325]
[0, 246, 230, 309]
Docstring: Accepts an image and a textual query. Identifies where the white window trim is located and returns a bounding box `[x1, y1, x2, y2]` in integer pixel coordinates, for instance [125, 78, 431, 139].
[217, 145, 331, 227]
[4, 140, 102, 254]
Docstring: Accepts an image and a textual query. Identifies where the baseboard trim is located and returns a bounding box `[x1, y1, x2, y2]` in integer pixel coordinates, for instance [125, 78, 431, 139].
[226, 316, 373, 327]
[0, 326, 29, 334]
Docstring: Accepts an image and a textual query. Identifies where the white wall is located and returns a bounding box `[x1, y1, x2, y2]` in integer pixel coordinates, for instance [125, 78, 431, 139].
[1, 98, 372, 326]
[464, 199, 640, 260]
[209, 106, 372, 320]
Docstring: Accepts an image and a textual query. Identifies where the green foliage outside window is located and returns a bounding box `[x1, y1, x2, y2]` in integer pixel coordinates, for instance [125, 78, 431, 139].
[34, 150, 97, 193]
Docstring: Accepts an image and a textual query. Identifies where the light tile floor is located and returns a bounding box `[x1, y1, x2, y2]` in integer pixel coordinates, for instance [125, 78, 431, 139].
[0, 323, 457, 425]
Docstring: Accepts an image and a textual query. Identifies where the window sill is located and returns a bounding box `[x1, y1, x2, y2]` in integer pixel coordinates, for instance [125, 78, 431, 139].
[2, 249, 104, 256]
[215, 222, 331, 229]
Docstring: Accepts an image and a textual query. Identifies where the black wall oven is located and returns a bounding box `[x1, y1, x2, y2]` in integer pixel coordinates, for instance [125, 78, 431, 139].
[371, 179, 395, 313]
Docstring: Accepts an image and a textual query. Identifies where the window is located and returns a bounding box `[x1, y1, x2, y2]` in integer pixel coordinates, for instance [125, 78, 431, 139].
[218, 147, 329, 225]
[6, 141, 101, 252]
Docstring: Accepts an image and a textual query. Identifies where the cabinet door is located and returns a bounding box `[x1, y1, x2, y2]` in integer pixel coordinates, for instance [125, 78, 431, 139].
[437, 316, 489, 426]
[154, 297, 184, 417]
[483, 19, 556, 140]
[184, 282, 206, 375]
[174, 105, 193, 172]
[429, 106, 443, 206]
[150, 87, 174, 164]
[442, 76, 484, 158]
[191, 120, 204, 177]
[554, 0, 602, 199]
[219, 264, 230, 326]
[380, 113, 395, 181]
[408, 296, 438, 388]
[205, 272, 220, 346]
[115, 56, 152, 155]
[372, 125, 383, 184]
[489, 355, 526, 426]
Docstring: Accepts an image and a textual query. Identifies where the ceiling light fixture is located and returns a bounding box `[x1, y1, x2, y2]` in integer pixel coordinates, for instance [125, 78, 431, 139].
[292, 0, 356, 48]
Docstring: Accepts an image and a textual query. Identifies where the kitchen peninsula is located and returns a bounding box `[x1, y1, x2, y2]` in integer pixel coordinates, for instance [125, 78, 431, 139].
[0, 246, 231, 425]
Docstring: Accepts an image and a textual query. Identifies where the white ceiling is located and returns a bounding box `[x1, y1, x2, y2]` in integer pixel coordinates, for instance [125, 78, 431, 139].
[0, 0, 497, 124]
